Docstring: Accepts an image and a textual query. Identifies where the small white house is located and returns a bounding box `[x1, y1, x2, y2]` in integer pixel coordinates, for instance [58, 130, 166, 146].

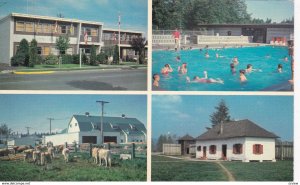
[195, 119, 278, 162]
[44, 113, 147, 146]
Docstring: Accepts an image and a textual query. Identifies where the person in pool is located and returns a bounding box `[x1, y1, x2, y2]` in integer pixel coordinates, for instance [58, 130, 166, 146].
[152, 74, 160, 87]
[232, 56, 239, 65]
[245, 64, 253, 73]
[216, 53, 219, 58]
[161, 64, 173, 75]
[230, 63, 236, 74]
[176, 56, 181, 62]
[186, 71, 224, 84]
[283, 56, 288, 62]
[277, 64, 283, 73]
[205, 52, 210, 58]
[239, 69, 247, 82]
[178, 63, 188, 74]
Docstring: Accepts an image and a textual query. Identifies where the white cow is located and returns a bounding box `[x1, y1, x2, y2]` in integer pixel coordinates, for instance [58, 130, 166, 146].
[62, 148, 70, 163]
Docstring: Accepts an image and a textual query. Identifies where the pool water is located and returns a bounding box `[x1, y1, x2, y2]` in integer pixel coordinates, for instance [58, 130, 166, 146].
[152, 46, 292, 91]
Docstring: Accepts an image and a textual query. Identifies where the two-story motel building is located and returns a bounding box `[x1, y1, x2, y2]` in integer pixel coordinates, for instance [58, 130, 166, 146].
[0, 13, 144, 65]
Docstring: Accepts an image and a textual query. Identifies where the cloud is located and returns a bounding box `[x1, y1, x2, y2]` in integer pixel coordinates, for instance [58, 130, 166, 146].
[153, 95, 182, 104]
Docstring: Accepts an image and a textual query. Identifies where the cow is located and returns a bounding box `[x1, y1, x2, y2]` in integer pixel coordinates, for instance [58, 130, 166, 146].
[47, 147, 55, 159]
[92, 147, 100, 164]
[62, 148, 70, 163]
[40, 152, 52, 165]
[32, 151, 41, 165]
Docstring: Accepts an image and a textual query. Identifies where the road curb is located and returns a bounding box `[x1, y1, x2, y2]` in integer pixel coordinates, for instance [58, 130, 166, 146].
[13, 71, 55, 75]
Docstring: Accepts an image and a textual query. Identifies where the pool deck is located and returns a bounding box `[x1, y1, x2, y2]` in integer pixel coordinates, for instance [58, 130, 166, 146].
[152, 43, 286, 51]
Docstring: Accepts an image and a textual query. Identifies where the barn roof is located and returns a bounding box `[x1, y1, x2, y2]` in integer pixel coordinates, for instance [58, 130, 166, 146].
[196, 119, 279, 141]
[72, 115, 146, 134]
[178, 134, 195, 141]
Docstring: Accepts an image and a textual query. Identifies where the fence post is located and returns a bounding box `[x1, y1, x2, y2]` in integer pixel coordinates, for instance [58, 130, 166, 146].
[281, 142, 283, 160]
[65, 142, 67, 149]
[131, 143, 135, 159]
[89, 143, 92, 157]
[74, 141, 77, 153]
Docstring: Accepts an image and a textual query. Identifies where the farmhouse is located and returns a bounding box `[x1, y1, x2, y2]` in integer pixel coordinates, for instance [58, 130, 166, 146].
[0, 13, 145, 65]
[195, 119, 278, 162]
[44, 113, 146, 146]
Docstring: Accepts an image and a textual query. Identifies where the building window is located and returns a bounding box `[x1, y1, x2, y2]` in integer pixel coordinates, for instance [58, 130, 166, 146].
[70, 124, 72, 128]
[140, 140, 142, 142]
[16, 22, 25, 31]
[197, 146, 201, 151]
[44, 24, 52, 33]
[37, 47, 42, 55]
[209, 145, 216, 154]
[25, 22, 34, 32]
[121, 139, 123, 143]
[233, 144, 243, 154]
[43, 46, 50, 55]
[91, 28, 98, 36]
[84, 28, 91, 36]
[35, 23, 43, 33]
[75, 123, 78, 126]
[61, 25, 67, 34]
[253, 144, 263, 155]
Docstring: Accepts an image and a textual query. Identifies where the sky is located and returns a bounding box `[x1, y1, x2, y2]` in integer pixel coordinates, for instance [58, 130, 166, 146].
[245, 0, 294, 22]
[152, 95, 293, 141]
[0, 94, 147, 134]
[0, 0, 148, 34]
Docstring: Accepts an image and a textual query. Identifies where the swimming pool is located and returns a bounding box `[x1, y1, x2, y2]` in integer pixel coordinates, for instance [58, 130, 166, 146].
[152, 46, 292, 91]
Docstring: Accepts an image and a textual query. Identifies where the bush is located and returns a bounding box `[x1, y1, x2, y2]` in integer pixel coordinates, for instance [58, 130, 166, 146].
[90, 45, 97, 66]
[62, 54, 73, 64]
[97, 53, 107, 64]
[11, 39, 29, 66]
[28, 39, 38, 67]
[44, 54, 58, 65]
[36, 55, 44, 65]
[82, 53, 89, 65]
[72, 54, 80, 64]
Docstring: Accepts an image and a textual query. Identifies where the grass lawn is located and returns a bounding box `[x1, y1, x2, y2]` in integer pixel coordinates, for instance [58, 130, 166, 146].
[151, 155, 227, 181]
[0, 154, 146, 181]
[221, 160, 293, 181]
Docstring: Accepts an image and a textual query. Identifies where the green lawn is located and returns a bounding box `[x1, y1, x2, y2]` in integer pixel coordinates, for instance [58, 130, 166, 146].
[151, 155, 227, 181]
[0, 154, 146, 181]
[221, 160, 293, 181]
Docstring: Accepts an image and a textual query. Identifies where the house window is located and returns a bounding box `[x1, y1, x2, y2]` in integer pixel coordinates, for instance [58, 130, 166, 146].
[75, 123, 77, 126]
[25, 22, 34, 32]
[233, 144, 243, 154]
[37, 47, 42, 55]
[61, 25, 67, 34]
[197, 146, 201, 151]
[91, 28, 98, 36]
[43, 46, 50, 55]
[70, 124, 72, 128]
[209, 145, 216, 154]
[253, 144, 263, 154]
[16, 21, 25, 31]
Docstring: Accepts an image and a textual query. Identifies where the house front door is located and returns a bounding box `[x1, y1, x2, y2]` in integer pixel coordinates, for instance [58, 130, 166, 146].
[222, 144, 227, 159]
[203, 146, 207, 158]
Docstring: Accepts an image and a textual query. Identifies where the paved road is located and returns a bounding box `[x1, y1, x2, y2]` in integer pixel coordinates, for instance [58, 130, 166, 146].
[0, 68, 147, 90]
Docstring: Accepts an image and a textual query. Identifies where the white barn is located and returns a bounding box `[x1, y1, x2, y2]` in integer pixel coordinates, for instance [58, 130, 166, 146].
[195, 119, 278, 162]
[44, 114, 147, 146]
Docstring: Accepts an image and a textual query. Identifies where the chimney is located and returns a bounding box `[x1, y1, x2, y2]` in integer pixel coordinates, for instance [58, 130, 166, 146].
[121, 114, 126, 118]
[220, 121, 223, 135]
[85, 112, 90, 117]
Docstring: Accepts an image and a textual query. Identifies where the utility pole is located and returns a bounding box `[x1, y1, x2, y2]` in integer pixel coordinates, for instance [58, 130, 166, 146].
[96, 101, 109, 144]
[47, 118, 54, 135]
[118, 13, 121, 63]
[25, 126, 32, 135]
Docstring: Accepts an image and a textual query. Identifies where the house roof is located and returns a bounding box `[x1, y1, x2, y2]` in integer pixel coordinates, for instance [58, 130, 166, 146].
[72, 115, 146, 135]
[196, 119, 279, 141]
[178, 134, 195, 141]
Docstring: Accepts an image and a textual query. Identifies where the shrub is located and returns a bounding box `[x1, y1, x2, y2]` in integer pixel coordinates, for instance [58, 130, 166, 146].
[90, 45, 97, 66]
[82, 53, 89, 65]
[11, 39, 29, 66]
[97, 53, 107, 64]
[28, 39, 38, 67]
[44, 54, 58, 65]
[61, 54, 73, 64]
[72, 54, 80, 64]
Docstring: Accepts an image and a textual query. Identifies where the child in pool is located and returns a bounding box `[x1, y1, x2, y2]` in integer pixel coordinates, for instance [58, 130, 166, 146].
[216, 53, 219, 58]
[152, 74, 160, 87]
[277, 64, 283, 73]
[161, 64, 173, 74]
[176, 56, 181, 62]
[230, 63, 236, 74]
[232, 56, 239, 65]
[186, 71, 224, 84]
[245, 64, 261, 73]
[239, 69, 247, 82]
[284, 56, 289, 62]
[205, 52, 210, 58]
[178, 63, 188, 74]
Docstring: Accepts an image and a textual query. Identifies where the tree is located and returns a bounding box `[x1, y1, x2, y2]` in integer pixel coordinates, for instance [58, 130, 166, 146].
[90, 45, 97, 66]
[155, 134, 175, 152]
[129, 36, 147, 64]
[11, 39, 29, 66]
[55, 35, 70, 55]
[113, 45, 119, 64]
[210, 99, 231, 127]
[0, 124, 12, 144]
[28, 39, 38, 67]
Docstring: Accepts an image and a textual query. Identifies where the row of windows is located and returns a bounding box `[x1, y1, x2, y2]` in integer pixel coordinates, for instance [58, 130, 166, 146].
[81, 27, 98, 37]
[16, 21, 76, 35]
[102, 33, 139, 41]
[196, 144, 263, 155]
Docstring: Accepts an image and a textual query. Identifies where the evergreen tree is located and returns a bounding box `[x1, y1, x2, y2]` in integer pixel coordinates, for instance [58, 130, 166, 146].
[210, 99, 231, 126]
[55, 35, 70, 55]
[28, 39, 38, 67]
[90, 45, 97, 66]
[11, 39, 29, 66]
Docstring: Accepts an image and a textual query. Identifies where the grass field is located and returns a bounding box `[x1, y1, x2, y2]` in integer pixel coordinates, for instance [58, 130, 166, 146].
[151, 155, 293, 181]
[0, 153, 146, 181]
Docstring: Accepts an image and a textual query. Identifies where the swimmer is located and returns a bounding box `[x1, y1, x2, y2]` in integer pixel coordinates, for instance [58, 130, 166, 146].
[186, 71, 224, 84]
[205, 52, 210, 58]
[232, 56, 239, 65]
[245, 64, 253, 73]
[152, 74, 160, 87]
[230, 63, 236, 74]
[239, 69, 247, 82]
[284, 56, 289, 62]
[161, 64, 173, 74]
[178, 63, 188, 74]
[277, 64, 283, 73]
[176, 56, 181, 62]
[199, 48, 203, 52]
[216, 53, 219, 58]
[265, 54, 271, 58]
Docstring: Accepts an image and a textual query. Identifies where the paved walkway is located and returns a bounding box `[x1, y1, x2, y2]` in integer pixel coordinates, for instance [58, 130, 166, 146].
[155, 154, 236, 181]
